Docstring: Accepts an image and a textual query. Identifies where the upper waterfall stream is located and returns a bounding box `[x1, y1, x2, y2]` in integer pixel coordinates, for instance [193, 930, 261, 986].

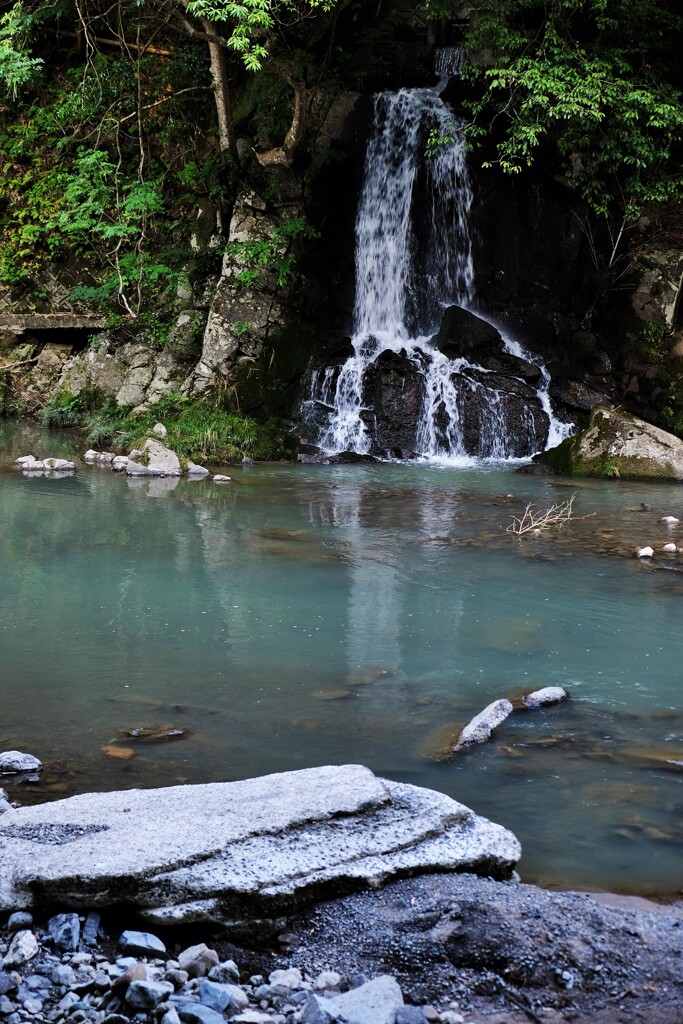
[304, 51, 572, 460]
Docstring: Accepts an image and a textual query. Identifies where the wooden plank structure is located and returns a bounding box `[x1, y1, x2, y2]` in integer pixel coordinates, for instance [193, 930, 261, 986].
[0, 313, 106, 333]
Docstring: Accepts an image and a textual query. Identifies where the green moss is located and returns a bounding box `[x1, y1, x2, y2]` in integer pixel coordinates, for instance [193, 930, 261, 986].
[536, 436, 578, 475]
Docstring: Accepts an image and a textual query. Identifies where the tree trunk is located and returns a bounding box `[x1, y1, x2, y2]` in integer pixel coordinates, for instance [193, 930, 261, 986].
[255, 63, 306, 168]
[200, 16, 239, 165]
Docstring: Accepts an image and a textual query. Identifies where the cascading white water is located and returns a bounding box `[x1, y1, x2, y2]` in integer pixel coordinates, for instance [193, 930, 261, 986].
[305, 49, 572, 460]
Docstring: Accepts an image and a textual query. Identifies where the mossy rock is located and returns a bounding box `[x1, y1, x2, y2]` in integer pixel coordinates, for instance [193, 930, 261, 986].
[535, 404, 683, 481]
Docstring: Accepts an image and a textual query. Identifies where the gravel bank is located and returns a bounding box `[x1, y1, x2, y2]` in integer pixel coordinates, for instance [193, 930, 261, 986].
[1, 873, 682, 1024]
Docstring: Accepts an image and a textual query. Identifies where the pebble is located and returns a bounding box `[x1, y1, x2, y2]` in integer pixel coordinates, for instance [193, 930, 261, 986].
[635, 546, 654, 558]
[212, 474, 231, 483]
[660, 516, 679, 524]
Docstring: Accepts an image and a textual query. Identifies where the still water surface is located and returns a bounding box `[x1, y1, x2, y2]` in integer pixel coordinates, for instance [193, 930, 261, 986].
[1, 423, 682, 895]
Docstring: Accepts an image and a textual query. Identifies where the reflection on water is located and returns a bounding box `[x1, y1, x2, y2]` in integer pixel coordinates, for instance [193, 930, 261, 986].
[1, 422, 682, 895]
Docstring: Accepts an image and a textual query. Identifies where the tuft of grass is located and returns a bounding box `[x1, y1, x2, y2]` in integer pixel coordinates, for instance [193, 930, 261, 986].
[84, 391, 287, 462]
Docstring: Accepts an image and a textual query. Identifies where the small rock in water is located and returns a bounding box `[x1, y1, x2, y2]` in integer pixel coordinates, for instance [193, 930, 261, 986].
[187, 462, 210, 477]
[635, 546, 654, 558]
[212, 474, 231, 483]
[660, 516, 679, 524]
[522, 686, 568, 709]
[0, 751, 42, 774]
[102, 745, 136, 761]
[112, 455, 129, 471]
[662, 542, 679, 553]
[453, 699, 513, 751]
[313, 689, 354, 701]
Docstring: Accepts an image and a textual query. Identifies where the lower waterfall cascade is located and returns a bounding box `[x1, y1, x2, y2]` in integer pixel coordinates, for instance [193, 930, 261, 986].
[302, 50, 573, 461]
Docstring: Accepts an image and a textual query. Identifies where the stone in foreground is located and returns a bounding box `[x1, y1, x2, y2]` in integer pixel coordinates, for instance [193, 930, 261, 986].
[0, 765, 520, 925]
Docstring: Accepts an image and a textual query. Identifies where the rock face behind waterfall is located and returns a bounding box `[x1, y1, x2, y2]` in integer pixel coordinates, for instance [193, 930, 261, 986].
[319, 306, 552, 459]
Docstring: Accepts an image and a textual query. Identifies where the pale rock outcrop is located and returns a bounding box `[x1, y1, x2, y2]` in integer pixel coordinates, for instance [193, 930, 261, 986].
[126, 438, 182, 477]
[453, 700, 513, 752]
[184, 190, 298, 395]
[522, 686, 568, 708]
[0, 765, 520, 924]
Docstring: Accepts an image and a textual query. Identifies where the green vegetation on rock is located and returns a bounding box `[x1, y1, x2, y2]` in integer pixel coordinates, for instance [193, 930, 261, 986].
[83, 391, 289, 463]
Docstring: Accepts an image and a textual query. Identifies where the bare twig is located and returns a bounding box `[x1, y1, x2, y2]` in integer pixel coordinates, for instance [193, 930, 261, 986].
[506, 493, 595, 536]
[0, 356, 39, 372]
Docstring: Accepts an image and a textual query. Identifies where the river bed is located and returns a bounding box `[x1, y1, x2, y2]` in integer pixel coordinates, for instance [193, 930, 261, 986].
[1, 422, 682, 896]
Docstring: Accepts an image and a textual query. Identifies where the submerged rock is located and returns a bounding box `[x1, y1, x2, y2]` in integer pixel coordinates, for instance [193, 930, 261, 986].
[0, 765, 520, 924]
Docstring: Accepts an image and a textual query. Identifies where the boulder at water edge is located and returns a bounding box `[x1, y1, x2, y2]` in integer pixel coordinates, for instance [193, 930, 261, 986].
[537, 404, 683, 480]
[0, 765, 520, 925]
[126, 438, 182, 477]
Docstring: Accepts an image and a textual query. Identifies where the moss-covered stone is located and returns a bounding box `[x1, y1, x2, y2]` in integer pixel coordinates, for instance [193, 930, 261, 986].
[536, 404, 683, 481]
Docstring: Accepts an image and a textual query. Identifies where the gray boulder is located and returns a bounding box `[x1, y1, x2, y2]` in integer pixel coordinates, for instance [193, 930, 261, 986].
[538, 404, 683, 480]
[0, 766, 520, 925]
[119, 931, 167, 957]
[0, 751, 42, 774]
[47, 912, 80, 951]
[302, 975, 404, 1024]
[126, 438, 182, 477]
[522, 686, 568, 708]
[2, 931, 38, 968]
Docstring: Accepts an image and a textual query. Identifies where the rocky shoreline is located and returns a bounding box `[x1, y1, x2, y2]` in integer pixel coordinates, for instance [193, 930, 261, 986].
[0, 874, 682, 1024]
[0, 766, 681, 1022]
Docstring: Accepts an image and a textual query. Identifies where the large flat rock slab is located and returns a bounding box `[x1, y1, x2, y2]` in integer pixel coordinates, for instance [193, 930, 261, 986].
[0, 765, 520, 925]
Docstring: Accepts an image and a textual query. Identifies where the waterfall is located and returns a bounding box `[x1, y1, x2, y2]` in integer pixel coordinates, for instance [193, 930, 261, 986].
[303, 50, 572, 460]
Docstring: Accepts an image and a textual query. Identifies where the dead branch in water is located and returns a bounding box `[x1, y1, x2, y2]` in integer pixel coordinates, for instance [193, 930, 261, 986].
[507, 493, 595, 536]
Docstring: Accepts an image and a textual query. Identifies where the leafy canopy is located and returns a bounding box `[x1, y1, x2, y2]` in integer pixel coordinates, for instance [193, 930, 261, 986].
[0, 3, 43, 95]
[429, 0, 683, 219]
[185, 0, 338, 71]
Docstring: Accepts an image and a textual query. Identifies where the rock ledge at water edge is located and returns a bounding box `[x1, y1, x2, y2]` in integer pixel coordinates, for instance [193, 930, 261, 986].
[0, 765, 520, 925]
